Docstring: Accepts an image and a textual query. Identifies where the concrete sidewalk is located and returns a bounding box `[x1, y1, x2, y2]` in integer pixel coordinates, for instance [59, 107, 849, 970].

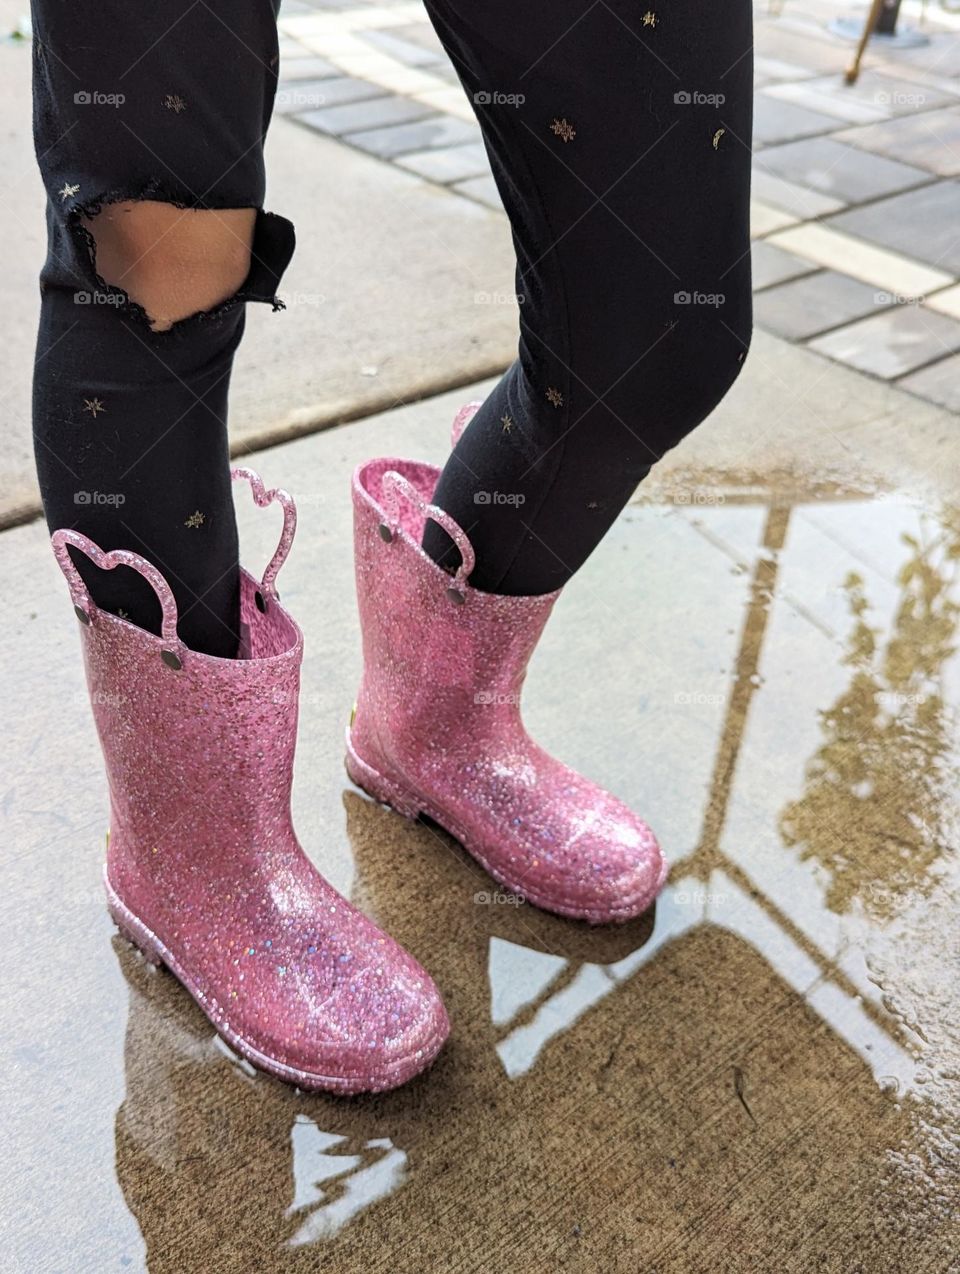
[4, 333, 960, 1271]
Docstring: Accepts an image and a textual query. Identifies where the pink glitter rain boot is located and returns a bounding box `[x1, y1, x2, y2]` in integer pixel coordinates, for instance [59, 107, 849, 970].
[346, 407, 668, 925]
[52, 468, 448, 1094]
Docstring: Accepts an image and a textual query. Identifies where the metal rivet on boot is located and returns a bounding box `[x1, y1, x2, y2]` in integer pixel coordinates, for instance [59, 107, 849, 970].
[378, 523, 393, 543]
[255, 590, 267, 613]
[161, 649, 182, 671]
[446, 587, 465, 606]
[74, 605, 91, 626]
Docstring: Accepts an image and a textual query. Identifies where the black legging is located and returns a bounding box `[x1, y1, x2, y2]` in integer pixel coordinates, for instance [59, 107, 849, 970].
[31, 0, 752, 653]
[422, 0, 753, 593]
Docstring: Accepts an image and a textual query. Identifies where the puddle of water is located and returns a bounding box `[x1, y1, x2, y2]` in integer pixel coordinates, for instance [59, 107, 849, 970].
[5, 481, 959, 1271]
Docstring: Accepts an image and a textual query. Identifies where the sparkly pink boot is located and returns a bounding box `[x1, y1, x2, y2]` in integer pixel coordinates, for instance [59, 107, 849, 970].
[53, 468, 447, 1094]
[346, 407, 668, 925]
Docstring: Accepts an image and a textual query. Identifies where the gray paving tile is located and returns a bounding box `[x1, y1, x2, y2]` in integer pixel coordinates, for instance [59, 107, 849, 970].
[828, 180, 960, 275]
[276, 77, 382, 114]
[754, 270, 886, 340]
[361, 28, 446, 67]
[278, 55, 340, 79]
[346, 115, 481, 159]
[750, 169, 845, 218]
[754, 137, 931, 203]
[808, 305, 960, 378]
[878, 31, 960, 77]
[837, 72, 957, 117]
[281, 75, 385, 110]
[297, 95, 435, 137]
[899, 351, 960, 412]
[432, 64, 464, 86]
[277, 35, 315, 57]
[389, 20, 449, 57]
[753, 92, 841, 146]
[753, 55, 819, 82]
[754, 24, 854, 75]
[767, 71, 956, 122]
[835, 107, 960, 177]
[452, 175, 503, 210]
[751, 241, 820, 291]
[396, 142, 491, 184]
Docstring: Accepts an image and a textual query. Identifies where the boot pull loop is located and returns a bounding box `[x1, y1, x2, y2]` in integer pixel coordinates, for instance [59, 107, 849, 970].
[450, 400, 482, 448]
[231, 467, 297, 610]
[50, 529, 185, 669]
[381, 469, 476, 602]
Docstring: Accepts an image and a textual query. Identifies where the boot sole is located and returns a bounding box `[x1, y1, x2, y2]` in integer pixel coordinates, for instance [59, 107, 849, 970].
[103, 867, 447, 1094]
[344, 730, 668, 925]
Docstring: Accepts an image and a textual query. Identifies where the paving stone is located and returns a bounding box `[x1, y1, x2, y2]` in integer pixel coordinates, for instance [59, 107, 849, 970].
[754, 136, 930, 203]
[762, 81, 890, 127]
[835, 106, 960, 176]
[751, 200, 798, 238]
[452, 174, 503, 210]
[808, 304, 960, 378]
[751, 168, 845, 218]
[878, 31, 960, 77]
[389, 21, 449, 57]
[276, 76, 383, 114]
[346, 114, 481, 159]
[764, 72, 955, 125]
[297, 94, 435, 137]
[277, 54, 340, 79]
[753, 92, 842, 146]
[361, 28, 446, 67]
[769, 222, 953, 297]
[432, 63, 464, 86]
[828, 180, 960, 275]
[754, 270, 887, 340]
[926, 283, 960, 322]
[396, 141, 491, 184]
[751, 241, 820, 291]
[277, 35, 317, 58]
[281, 74, 384, 110]
[899, 351, 960, 412]
[754, 55, 819, 81]
[754, 23, 855, 75]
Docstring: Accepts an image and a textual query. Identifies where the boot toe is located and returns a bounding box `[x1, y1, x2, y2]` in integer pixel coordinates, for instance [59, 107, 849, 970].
[504, 786, 667, 924]
[557, 815, 666, 923]
[281, 952, 448, 1094]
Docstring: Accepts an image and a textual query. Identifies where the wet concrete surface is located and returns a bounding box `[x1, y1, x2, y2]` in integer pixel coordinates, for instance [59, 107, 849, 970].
[3, 380, 959, 1271]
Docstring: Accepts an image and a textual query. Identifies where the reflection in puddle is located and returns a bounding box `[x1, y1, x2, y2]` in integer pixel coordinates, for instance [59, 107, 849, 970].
[780, 507, 960, 921]
[286, 1120, 407, 1246]
[102, 485, 960, 1269]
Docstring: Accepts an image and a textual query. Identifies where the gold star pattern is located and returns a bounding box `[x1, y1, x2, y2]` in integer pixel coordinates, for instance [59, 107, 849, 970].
[59, 183, 80, 201]
[642, 11, 658, 26]
[184, 510, 205, 529]
[501, 414, 513, 433]
[549, 117, 576, 143]
[546, 387, 564, 408]
[164, 94, 187, 114]
[713, 128, 726, 150]
[83, 397, 106, 417]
